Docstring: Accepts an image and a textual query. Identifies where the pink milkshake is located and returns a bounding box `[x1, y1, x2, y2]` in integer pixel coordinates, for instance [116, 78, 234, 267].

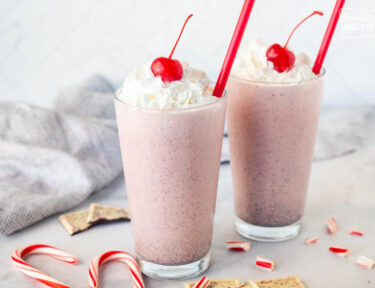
[114, 57, 226, 279]
[228, 38, 324, 241]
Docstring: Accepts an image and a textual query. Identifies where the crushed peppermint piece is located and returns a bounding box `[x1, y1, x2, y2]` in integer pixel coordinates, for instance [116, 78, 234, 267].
[327, 217, 338, 234]
[226, 241, 251, 252]
[304, 238, 320, 245]
[329, 246, 351, 257]
[349, 229, 364, 236]
[256, 256, 275, 271]
[356, 256, 375, 270]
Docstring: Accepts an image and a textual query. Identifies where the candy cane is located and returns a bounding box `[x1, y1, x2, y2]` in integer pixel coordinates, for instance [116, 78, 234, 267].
[255, 256, 274, 271]
[349, 228, 364, 236]
[329, 246, 351, 257]
[88, 251, 144, 288]
[304, 238, 320, 245]
[11, 244, 78, 288]
[226, 240, 251, 251]
[326, 217, 338, 234]
[356, 256, 375, 270]
[192, 276, 209, 288]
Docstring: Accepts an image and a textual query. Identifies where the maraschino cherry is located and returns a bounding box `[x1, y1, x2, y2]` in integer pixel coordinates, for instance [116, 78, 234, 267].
[151, 14, 193, 82]
[266, 11, 323, 73]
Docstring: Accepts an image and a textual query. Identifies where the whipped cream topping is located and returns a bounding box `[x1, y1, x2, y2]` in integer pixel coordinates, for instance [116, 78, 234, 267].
[231, 39, 318, 82]
[118, 61, 217, 109]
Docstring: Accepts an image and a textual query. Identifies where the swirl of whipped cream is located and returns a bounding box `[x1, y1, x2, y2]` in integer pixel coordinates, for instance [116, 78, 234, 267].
[118, 61, 217, 109]
[231, 39, 318, 82]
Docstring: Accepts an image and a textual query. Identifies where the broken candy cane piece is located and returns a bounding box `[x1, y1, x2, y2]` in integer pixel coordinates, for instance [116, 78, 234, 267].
[329, 246, 351, 257]
[349, 229, 364, 236]
[255, 256, 275, 271]
[185, 279, 240, 288]
[192, 276, 209, 288]
[226, 241, 251, 251]
[304, 238, 320, 245]
[327, 217, 338, 234]
[356, 256, 375, 270]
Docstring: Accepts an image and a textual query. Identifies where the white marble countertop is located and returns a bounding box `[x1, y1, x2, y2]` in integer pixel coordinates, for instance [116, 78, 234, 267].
[1, 138, 375, 287]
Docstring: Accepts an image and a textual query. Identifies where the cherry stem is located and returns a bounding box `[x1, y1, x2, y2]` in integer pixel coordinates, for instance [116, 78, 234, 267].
[284, 11, 324, 48]
[168, 14, 193, 59]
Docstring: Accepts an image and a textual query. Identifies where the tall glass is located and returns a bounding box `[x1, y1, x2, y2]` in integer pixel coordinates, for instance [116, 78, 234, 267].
[227, 73, 324, 242]
[114, 92, 227, 279]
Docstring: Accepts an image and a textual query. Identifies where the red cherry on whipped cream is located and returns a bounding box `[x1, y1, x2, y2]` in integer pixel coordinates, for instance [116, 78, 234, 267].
[151, 14, 193, 82]
[151, 58, 183, 82]
[266, 44, 295, 73]
[266, 11, 323, 73]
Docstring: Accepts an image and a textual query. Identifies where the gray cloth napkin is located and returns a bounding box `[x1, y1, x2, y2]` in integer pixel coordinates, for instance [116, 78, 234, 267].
[0, 75, 122, 235]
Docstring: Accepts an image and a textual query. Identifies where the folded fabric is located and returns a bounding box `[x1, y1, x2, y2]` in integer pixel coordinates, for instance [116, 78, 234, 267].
[313, 106, 371, 161]
[0, 75, 122, 235]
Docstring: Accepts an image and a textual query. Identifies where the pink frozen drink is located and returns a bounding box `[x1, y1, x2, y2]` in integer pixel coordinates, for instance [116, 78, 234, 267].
[228, 38, 324, 241]
[115, 59, 226, 279]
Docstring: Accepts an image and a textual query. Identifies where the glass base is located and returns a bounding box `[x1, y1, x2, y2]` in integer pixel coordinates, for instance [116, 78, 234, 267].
[138, 250, 211, 280]
[235, 216, 301, 242]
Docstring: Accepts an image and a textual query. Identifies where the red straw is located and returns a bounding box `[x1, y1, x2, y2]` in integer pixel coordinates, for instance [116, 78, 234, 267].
[312, 0, 346, 74]
[213, 0, 256, 97]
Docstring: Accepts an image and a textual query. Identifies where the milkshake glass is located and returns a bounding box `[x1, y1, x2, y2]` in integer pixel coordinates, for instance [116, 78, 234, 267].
[114, 91, 227, 279]
[227, 72, 324, 242]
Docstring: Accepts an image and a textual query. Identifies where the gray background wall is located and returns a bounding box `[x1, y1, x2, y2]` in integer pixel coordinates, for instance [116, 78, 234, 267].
[0, 0, 374, 107]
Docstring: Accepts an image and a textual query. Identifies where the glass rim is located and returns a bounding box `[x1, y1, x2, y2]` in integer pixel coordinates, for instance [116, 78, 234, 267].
[229, 67, 326, 87]
[113, 88, 227, 114]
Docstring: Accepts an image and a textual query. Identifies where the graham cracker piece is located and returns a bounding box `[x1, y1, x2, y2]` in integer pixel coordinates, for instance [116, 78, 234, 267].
[87, 203, 130, 225]
[59, 210, 92, 235]
[185, 279, 241, 288]
[254, 276, 305, 288]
